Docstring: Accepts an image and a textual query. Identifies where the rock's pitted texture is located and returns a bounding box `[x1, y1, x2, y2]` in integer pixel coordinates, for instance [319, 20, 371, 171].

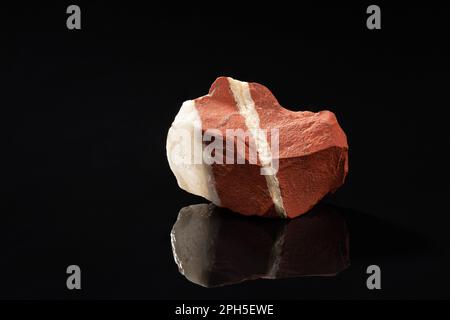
[171, 204, 350, 287]
[167, 77, 348, 218]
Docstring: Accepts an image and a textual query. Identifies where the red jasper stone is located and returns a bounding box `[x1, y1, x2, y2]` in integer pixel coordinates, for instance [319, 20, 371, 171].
[167, 77, 349, 218]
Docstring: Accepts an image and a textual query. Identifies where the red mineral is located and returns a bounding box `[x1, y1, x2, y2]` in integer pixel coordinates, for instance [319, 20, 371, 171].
[167, 77, 348, 218]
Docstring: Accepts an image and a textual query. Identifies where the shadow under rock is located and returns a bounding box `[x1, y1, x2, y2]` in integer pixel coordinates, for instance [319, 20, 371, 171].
[333, 205, 431, 260]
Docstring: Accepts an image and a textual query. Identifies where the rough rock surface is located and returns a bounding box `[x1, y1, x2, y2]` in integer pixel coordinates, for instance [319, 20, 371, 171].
[170, 204, 350, 287]
[167, 77, 348, 218]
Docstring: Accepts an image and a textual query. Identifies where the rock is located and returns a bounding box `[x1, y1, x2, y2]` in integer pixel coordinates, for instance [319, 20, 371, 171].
[167, 77, 348, 218]
[170, 203, 350, 287]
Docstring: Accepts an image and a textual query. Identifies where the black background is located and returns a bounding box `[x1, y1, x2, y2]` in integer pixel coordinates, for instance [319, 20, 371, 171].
[1, 2, 449, 299]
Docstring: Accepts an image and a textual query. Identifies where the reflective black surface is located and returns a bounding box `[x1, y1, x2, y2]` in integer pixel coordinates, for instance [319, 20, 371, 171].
[2, 3, 449, 299]
[171, 204, 350, 287]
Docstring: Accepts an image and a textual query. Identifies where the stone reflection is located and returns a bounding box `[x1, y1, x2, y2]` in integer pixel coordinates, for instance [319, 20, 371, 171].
[170, 203, 350, 287]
